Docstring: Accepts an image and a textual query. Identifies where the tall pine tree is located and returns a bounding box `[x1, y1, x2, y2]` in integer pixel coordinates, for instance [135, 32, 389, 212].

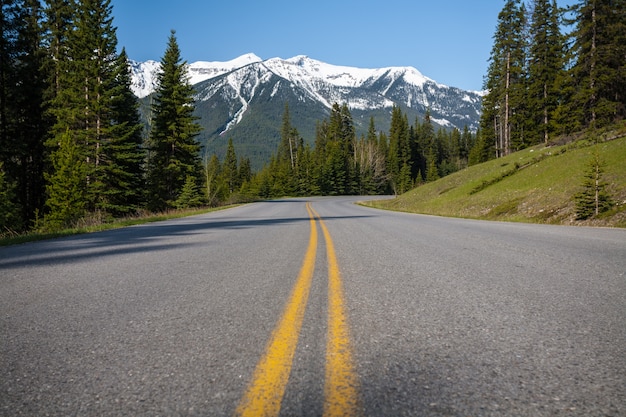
[45, 0, 123, 216]
[527, 0, 564, 144]
[94, 48, 145, 215]
[563, 0, 626, 129]
[480, 0, 528, 159]
[0, 0, 48, 228]
[146, 30, 202, 211]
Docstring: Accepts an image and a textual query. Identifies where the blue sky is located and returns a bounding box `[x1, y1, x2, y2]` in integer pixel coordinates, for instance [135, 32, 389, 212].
[110, 0, 574, 92]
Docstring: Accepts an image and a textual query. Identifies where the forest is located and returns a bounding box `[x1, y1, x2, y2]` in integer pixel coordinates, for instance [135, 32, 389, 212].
[0, 0, 624, 235]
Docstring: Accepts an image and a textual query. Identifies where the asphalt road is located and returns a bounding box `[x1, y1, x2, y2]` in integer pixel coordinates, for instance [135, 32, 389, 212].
[1, 197, 625, 416]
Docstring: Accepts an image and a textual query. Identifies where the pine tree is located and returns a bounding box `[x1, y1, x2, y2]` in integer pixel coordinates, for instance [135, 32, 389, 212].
[222, 138, 239, 194]
[146, 30, 202, 211]
[43, 130, 86, 230]
[45, 0, 124, 217]
[174, 175, 202, 209]
[480, 0, 528, 158]
[94, 48, 145, 215]
[564, 0, 626, 129]
[0, 0, 48, 228]
[574, 147, 613, 219]
[527, 0, 564, 144]
[387, 106, 411, 193]
[203, 153, 223, 206]
[278, 102, 296, 168]
[0, 162, 21, 233]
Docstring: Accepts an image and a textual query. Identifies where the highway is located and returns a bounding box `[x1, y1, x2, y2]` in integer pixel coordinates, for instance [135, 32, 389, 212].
[1, 196, 625, 416]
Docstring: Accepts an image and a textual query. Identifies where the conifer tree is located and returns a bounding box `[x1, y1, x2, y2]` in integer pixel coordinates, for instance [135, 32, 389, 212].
[146, 30, 202, 211]
[278, 102, 296, 168]
[94, 48, 145, 215]
[563, 0, 626, 129]
[222, 138, 239, 194]
[44, 130, 86, 229]
[574, 147, 613, 219]
[527, 0, 564, 144]
[0, 162, 21, 233]
[0, 0, 48, 227]
[480, 0, 528, 158]
[414, 110, 434, 182]
[45, 0, 123, 217]
[203, 153, 223, 206]
[387, 106, 411, 193]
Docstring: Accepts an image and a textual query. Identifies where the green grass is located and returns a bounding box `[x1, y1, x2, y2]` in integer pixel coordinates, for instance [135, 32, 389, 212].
[0, 205, 239, 247]
[366, 126, 626, 227]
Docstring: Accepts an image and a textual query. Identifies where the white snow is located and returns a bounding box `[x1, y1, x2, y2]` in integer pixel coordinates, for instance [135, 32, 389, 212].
[129, 52, 482, 134]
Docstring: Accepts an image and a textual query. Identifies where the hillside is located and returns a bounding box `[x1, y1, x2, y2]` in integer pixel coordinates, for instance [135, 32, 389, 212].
[366, 126, 626, 227]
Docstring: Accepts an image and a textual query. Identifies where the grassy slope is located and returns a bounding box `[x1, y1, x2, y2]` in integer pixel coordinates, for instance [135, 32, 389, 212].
[367, 128, 626, 228]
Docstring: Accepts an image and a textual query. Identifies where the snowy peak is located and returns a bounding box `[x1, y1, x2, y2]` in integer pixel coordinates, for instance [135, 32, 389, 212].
[130, 53, 263, 98]
[130, 53, 438, 99]
[131, 53, 482, 169]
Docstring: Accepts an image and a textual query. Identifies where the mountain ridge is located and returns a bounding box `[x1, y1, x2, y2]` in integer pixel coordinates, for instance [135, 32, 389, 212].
[131, 54, 483, 168]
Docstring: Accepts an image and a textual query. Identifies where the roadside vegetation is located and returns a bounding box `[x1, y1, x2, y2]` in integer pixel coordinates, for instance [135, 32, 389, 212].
[365, 123, 626, 227]
[0, 205, 236, 247]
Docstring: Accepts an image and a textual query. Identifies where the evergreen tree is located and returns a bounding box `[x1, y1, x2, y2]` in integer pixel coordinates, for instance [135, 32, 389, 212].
[527, 0, 564, 144]
[222, 138, 239, 194]
[174, 175, 203, 209]
[387, 106, 411, 193]
[45, 0, 124, 217]
[203, 153, 224, 206]
[93, 48, 145, 215]
[480, 0, 528, 158]
[563, 0, 626, 129]
[0, 162, 21, 233]
[574, 146, 613, 219]
[0, 0, 48, 227]
[43, 130, 86, 229]
[42, 0, 72, 102]
[238, 156, 252, 186]
[146, 30, 202, 211]
[314, 103, 356, 195]
[278, 102, 296, 168]
[415, 110, 434, 182]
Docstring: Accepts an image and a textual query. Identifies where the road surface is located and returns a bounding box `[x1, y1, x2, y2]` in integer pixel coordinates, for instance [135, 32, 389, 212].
[1, 197, 625, 416]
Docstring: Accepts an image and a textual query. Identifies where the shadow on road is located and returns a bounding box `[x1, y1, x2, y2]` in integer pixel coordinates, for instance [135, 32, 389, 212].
[0, 212, 373, 269]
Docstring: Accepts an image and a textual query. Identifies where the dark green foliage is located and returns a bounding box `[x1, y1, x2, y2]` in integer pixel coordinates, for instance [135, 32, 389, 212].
[527, 0, 564, 144]
[222, 138, 239, 194]
[0, 163, 22, 233]
[475, 0, 625, 162]
[249, 103, 476, 200]
[146, 30, 202, 211]
[563, 0, 626, 130]
[43, 130, 86, 229]
[43, 0, 145, 221]
[93, 48, 145, 215]
[0, 0, 48, 229]
[480, 0, 528, 159]
[174, 175, 203, 209]
[574, 148, 614, 219]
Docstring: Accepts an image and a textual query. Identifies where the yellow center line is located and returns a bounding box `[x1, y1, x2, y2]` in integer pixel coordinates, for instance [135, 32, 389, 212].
[235, 202, 361, 417]
[235, 202, 318, 417]
[309, 206, 362, 417]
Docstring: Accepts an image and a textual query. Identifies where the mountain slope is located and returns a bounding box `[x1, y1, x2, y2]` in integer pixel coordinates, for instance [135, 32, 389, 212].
[366, 128, 626, 227]
[132, 54, 483, 168]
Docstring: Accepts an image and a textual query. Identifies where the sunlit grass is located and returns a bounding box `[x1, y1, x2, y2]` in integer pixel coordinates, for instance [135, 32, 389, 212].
[367, 128, 626, 227]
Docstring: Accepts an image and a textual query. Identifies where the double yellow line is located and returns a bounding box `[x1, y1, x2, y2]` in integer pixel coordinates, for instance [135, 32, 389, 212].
[235, 202, 360, 417]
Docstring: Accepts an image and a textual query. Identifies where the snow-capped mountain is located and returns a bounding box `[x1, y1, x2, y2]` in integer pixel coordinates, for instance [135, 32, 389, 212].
[131, 54, 482, 168]
[129, 53, 263, 98]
